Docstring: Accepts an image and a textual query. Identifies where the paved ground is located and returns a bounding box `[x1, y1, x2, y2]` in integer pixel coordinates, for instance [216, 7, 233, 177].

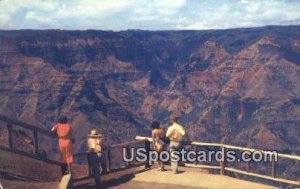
[112, 168, 278, 189]
[95, 165, 278, 189]
[1, 166, 279, 189]
[0, 179, 59, 189]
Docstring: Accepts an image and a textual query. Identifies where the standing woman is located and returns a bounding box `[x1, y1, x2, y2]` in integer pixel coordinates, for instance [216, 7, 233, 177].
[51, 116, 73, 174]
[151, 121, 166, 171]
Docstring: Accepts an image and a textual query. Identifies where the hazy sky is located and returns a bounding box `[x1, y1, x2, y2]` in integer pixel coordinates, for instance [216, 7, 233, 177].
[1, 0, 300, 30]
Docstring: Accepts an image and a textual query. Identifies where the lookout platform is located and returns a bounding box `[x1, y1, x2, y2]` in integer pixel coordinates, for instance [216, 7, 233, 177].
[0, 115, 299, 189]
[71, 164, 279, 189]
[1, 166, 278, 189]
[107, 167, 278, 189]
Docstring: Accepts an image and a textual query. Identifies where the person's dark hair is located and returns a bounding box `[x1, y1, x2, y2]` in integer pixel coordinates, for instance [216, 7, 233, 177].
[151, 121, 160, 129]
[170, 116, 178, 123]
[58, 116, 68, 124]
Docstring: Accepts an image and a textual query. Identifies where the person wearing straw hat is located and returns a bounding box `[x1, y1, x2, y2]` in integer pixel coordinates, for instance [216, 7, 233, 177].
[87, 129, 104, 186]
[88, 129, 103, 153]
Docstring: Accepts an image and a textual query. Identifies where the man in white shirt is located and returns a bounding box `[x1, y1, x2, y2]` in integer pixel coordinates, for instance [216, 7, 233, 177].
[166, 116, 185, 174]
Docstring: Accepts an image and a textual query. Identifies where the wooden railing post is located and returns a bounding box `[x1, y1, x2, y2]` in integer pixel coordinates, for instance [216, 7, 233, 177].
[272, 157, 276, 178]
[87, 153, 92, 177]
[193, 145, 198, 165]
[7, 122, 13, 149]
[220, 145, 226, 175]
[144, 140, 151, 169]
[106, 147, 111, 172]
[33, 128, 39, 154]
[125, 145, 131, 167]
[246, 161, 250, 172]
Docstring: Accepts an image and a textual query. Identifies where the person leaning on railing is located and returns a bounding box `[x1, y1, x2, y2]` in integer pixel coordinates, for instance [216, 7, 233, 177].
[87, 129, 104, 186]
[51, 116, 74, 175]
[151, 121, 166, 171]
[166, 116, 186, 174]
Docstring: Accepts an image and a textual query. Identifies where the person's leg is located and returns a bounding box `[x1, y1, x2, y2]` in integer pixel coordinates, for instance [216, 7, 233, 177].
[161, 145, 166, 171]
[157, 150, 165, 171]
[61, 146, 71, 174]
[170, 141, 177, 173]
[61, 163, 68, 175]
[170, 141, 180, 174]
[156, 156, 162, 171]
[92, 167, 101, 186]
[160, 157, 165, 171]
[67, 163, 72, 175]
[90, 153, 101, 185]
[87, 154, 93, 176]
[63, 141, 74, 175]
[100, 151, 107, 173]
[170, 158, 178, 173]
[158, 160, 165, 171]
[59, 145, 67, 172]
[97, 153, 103, 174]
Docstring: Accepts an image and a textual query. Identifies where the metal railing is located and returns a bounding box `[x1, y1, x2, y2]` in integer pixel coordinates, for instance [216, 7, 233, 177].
[136, 136, 300, 187]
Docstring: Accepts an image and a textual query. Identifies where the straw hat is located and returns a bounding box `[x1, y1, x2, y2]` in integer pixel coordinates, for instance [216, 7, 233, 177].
[88, 129, 103, 138]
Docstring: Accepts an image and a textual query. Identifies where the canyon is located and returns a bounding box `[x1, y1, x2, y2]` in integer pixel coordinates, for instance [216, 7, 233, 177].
[0, 26, 299, 180]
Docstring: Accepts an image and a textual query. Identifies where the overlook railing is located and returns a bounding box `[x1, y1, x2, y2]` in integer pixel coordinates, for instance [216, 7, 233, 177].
[1, 114, 299, 187]
[0, 115, 64, 168]
[0, 115, 150, 182]
[136, 136, 300, 186]
[72, 139, 150, 181]
[0, 115, 150, 186]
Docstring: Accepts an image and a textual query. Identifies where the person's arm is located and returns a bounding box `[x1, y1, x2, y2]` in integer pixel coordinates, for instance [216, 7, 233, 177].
[99, 137, 104, 145]
[179, 125, 186, 136]
[152, 130, 156, 139]
[166, 127, 172, 138]
[88, 138, 95, 152]
[68, 125, 73, 137]
[96, 138, 102, 152]
[161, 128, 165, 137]
[51, 125, 57, 132]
